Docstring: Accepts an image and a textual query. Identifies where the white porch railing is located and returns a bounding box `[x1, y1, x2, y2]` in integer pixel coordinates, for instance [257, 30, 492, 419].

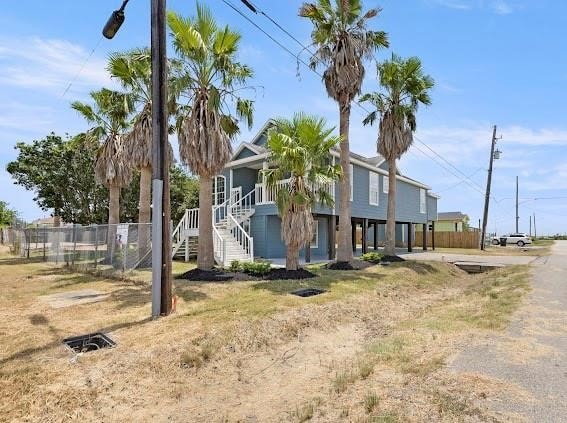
[229, 188, 255, 218]
[172, 208, 199, 259]
[255, 179, 335, 205]
[173, 187, 256, 265]
[213, 225, 225, 265]
[227, 214, 254, 263]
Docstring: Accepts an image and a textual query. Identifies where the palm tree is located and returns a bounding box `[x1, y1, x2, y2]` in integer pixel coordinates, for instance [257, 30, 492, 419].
[107, 49, 177, 261]
[300, 0, 388, 263]
[264, 113, 341, 270]
[167, 4, 254, 271]
[361, 55, 434, 256]
[72, 88, 133, 256]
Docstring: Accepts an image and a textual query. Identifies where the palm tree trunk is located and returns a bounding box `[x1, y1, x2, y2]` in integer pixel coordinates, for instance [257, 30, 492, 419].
[286, 245, 299, 271]
[336, 99, 353, 262]
[107, 184, 120, 261]
[198, 175, 215, 270]
[138, 166, 152, 262]
[385, 157, 397, 256]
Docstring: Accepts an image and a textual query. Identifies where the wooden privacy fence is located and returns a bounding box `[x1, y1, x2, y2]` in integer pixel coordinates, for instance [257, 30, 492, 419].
[414, 231, 480, 249]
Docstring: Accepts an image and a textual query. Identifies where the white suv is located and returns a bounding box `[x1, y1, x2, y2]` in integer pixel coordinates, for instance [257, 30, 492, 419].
[492, 233, 532, 247]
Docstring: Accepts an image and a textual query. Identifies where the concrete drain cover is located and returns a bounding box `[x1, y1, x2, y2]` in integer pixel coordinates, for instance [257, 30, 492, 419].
[291, 288, 326, 297]
[63, 332, 116, 353]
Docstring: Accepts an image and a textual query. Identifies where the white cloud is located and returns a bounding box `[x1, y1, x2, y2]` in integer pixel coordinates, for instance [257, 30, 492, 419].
[491, 0, 514, 14]
[0, 36, 112, 95]
[431, 0, 521, 14]
[433, 0, 474, 10]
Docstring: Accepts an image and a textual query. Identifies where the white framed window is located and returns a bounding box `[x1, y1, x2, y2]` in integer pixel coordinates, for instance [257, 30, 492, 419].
[350, 164, 354, 201]
[213, 175, 226, 206]
[369, 172, 379, 206]
[383, 175, 389, 194]
[310, 219, 319, 248]
[420, 188, 426, 214]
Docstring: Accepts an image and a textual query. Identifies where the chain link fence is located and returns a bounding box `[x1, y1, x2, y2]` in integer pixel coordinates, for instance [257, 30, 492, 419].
[2, 223, 153, 271]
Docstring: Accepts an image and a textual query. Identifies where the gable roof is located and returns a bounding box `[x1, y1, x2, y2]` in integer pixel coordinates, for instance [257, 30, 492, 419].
[437, 212, 468, 221]
[231, 142, 265, 160]
[226, 119, 434, 191]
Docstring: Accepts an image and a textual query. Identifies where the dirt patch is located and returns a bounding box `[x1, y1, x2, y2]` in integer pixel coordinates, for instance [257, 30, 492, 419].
[38, 289, 109, 308]
[326, 259, 375, 270]
[179, 267, 315, 281]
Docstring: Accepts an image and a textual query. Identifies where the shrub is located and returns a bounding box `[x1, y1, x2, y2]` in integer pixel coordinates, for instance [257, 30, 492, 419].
[229, 260, 241, 272]
[241, 261, 271, 276]
[361, 252, 384, 264]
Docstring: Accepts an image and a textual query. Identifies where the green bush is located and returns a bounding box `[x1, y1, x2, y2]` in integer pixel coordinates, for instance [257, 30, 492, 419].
[361, 252, 384, 264]
[241, 261, 271, 276]
[229, 260, 241, 272]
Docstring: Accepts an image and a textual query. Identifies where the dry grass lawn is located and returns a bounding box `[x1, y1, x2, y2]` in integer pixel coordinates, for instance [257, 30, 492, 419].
[0, 245, 531, 422]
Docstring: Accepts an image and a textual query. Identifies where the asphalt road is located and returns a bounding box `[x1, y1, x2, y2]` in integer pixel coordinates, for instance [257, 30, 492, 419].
[449, 241, 567, 422]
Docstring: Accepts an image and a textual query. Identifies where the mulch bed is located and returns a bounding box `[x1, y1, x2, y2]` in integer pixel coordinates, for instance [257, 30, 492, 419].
[178, 268, 316, 282]
[381, 255, 406, 263]
[262, 268, 315, 280]
[326, 259, 375, 271]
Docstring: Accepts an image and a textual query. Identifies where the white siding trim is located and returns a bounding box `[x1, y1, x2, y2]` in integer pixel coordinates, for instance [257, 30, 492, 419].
[369, 172, 379, 206]
[419, 188, 426, 214]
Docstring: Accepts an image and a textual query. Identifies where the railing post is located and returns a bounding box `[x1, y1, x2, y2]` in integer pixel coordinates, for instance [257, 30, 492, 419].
[71, 224, 77, 267]
[94, 225, 98, 268]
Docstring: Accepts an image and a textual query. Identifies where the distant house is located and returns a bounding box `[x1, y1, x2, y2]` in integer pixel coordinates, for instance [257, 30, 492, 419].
[172, 120, 440, 265]
[435, 212, 470, 232]
[31, 217, 56, 226]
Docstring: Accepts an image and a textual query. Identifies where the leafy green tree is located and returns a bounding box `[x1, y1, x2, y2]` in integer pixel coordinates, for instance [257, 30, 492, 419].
[300, 0, 388, 262]
[0, 201, 17, 227]
[6, 133, 108, 225]
[168, 4, 254, 270]
[170, 166, 200, 224]
[264, 113, 341, 270]
[361, 55, 434, 256]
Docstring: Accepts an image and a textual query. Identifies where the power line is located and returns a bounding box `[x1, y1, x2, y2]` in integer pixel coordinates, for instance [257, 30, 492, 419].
[436, 167, 483, 193]
[62, 36, 104, 97]
[220, 0, 322, 78]
[224, 0, 506, 206]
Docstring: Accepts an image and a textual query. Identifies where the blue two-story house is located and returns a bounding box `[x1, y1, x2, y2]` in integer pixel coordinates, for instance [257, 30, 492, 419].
[172, 120, 439, 266]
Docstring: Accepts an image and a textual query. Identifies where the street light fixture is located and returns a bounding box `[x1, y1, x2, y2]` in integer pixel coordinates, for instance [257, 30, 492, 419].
[102, 0, 172, 317]
[102, 0, 129, 39]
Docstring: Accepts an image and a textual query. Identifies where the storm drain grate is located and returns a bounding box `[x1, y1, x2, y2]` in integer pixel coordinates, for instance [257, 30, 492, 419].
[291, 288, 326, 298]
[63, 332, 116, 353]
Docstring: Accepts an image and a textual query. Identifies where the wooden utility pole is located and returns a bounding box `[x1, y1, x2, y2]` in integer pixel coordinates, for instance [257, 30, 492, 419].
[529, 215, 532, 237]
[515, 176, 519, 233]
[533, 213, 537, 238]
[151, 0, 172, 317]
[480, 126, 499, 250]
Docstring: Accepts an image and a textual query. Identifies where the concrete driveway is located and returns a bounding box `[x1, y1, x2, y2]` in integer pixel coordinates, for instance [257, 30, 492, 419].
[449, 241, 567, 421]
[398, 250, 538, 266]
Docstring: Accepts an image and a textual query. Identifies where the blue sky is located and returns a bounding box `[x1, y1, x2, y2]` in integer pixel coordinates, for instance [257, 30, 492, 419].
[1, 0, 566, 235]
